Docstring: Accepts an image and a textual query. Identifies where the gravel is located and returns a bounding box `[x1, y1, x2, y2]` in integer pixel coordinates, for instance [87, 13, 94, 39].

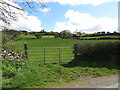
[48, 74, 119, 88]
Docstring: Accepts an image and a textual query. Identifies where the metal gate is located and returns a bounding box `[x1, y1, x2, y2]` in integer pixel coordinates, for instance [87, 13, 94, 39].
[28, 47, 74, 64]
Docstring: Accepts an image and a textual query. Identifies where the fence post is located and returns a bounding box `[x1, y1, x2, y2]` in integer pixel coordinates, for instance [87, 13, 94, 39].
[24, 42, 28, 59]
[74, 44, 77, 59]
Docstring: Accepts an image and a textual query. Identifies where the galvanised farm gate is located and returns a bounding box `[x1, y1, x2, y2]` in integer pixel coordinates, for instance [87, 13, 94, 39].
[24, 44, 74, 64]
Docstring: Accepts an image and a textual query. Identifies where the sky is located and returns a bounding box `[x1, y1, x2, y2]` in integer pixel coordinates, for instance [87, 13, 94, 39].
[1, 0, 119, 33]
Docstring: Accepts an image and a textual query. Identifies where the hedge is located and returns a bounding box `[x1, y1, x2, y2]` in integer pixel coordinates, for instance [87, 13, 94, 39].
[74, 41, 120, 63]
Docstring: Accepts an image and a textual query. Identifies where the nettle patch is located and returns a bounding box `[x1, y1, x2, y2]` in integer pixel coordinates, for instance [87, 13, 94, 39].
[2, 49, 25, 62]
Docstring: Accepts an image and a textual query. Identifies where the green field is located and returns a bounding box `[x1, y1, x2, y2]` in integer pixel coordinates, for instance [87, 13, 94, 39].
[6, 37, 119, 64]
[17, 34, 36, 39]
[7, 38, 82, 64]
[3, 36, 119, 88]
[80, 35, 120, 39]
[11, 37, 119, 48]
[42, 35, 55, 38]
[17, 34, 55, 39]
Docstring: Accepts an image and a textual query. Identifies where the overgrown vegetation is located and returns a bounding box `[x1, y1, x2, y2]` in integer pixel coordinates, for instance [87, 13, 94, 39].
[34, 33, 42, 39]
[75, 41, 119, 59]
[2, 29, 21, 44]
[69, 41, 119, 69]
[80, 35, 120, 39]
[2, 59, 119, 88]
[2, 29, 120, 88]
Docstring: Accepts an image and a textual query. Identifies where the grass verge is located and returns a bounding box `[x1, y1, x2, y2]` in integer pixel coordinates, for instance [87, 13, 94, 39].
[2, 59, 119, 88]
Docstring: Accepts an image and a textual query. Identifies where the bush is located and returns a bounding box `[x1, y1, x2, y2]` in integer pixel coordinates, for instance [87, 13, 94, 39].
[54, 32, 60, 38]
[74, 41, 120, 63]
[60, 30, 72, 39]
[34, 33, 42, 39]
[2, 29, 21, 44]
[2, 59, 25, 78]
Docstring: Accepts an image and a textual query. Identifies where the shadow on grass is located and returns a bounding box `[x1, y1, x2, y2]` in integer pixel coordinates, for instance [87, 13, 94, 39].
[61, 56, 119, 70]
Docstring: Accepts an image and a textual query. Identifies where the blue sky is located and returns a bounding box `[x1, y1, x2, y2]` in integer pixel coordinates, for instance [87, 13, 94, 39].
[8, 0, 119, 33]
[38, 2, 118, 30]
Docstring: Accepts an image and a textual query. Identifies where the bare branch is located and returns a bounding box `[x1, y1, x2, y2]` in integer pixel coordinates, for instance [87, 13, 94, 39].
[0, 0, 45, 26]
[0, 1, 24, 11]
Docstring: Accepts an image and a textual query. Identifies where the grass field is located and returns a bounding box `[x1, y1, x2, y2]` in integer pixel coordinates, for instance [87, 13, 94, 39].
[17, 34, 36, 39]
[6, 37, 118, 64]
[10, 37, 119, 48]
[3, 36, 119, 88]
[80, 35, 120, 39]
[42, 35, 55, 38]
[7, 38, 82, 64]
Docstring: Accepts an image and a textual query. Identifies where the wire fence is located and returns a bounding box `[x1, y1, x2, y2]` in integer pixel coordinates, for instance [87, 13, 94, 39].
[28, 47, 74, 64]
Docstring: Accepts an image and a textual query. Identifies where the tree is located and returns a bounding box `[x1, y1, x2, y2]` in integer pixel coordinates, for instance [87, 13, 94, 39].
[60, 30, 72, 39]
[40, 29, 46, 33]
[54, 32, 60, 38]
[76, 31, 82, 37]
[107, 31, 110, 35]
[34, 33, 42, 39]
[0, 0, 45, 26]
[1, 0, 45, 44]
[2, 29, 21, 44]
[101, 31, 106, 35]
[113, 31, 117, 35]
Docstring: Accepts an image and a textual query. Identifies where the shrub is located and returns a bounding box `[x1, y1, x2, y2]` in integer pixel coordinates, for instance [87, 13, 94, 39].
[2, 59, 25, 78]
[2, 29, 21, 44]
[34, 33, 42, 39]
[54, 32, 60, 38]
[60, 30, 72, 39]
[74, 41, 120, 63]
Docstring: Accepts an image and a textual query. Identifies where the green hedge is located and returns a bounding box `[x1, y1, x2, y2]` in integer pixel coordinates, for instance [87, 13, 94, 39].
[74, 41, 120, 63]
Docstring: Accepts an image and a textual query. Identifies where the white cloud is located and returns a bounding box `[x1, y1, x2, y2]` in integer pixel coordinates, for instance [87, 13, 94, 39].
[13, 0, 44, 2]
[0, 0, 43, 32]
[10, 15, 43, 32]
[54, 10, 118, 33]
[45, 0, 118, 6]
[13, 0, 119, 5]
[40, 8, 51, 12]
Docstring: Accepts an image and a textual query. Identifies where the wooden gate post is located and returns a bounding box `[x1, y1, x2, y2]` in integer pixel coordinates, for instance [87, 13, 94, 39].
[74, 44, 77, 59]
[24, 42, 28, 59]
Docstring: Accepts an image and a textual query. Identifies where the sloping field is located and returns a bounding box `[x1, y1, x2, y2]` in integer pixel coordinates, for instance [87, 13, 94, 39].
[6, 38, 118, 64]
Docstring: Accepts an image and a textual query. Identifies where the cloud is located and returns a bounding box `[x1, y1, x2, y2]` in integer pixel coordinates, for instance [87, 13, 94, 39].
[40, 7, 51, 12]
[54, 10, 117, 33]
[45, 0, 118, 6]
[14, 0, 118, 6]
[10, 15, 43, 32]
[0, 0, 43, 32]
[0, 0, 24, 24]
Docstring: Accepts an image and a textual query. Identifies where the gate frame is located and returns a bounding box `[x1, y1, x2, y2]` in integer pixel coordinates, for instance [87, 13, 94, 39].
[24, 43, 74, 64]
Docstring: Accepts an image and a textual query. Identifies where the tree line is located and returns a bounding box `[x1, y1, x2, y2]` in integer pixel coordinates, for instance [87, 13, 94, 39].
[1, 29, 120, 44]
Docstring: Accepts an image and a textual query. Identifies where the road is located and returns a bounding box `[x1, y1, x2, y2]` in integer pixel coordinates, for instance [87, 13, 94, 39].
[106, 83, 118, 88]
[47, 74, 119, 88]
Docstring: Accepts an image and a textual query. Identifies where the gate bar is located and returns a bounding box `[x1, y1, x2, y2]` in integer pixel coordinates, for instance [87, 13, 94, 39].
[44, 48, 46, 64]
[59, 48, 61, 64]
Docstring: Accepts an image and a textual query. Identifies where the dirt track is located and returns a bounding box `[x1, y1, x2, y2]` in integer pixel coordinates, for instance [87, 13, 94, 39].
[48, 74, 119, 88]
